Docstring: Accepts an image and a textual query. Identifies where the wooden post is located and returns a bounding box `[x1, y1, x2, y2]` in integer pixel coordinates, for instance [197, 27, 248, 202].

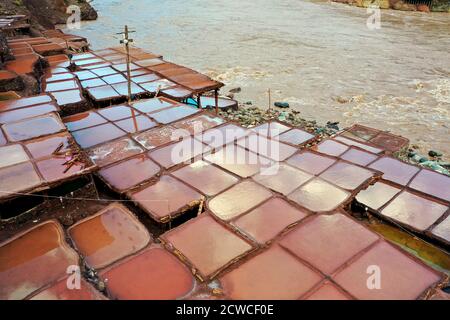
[215, 89, 219, 115]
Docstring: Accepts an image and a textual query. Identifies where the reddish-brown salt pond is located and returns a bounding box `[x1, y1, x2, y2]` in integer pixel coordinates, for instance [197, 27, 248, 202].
[149, 105, 200, 124]
[233, 197, 309, 244]
[68, 203, 151, 269]
[131, 97, 177, 114]
[339, 147, 379, 167]
[2, 113, 66, 142]
[251, 121, 291, 137]
[29, 277, 105, 300]
[252, 163, 313, 195]
[277, 128, 315, 146]
[172, 160, 239, 196]
[205, 144, 274, 178]
[35, 157, 85, 183]
[381, 190, 448, 232]
[314, 139, 349, 157]
[64, 111, 107, 131]
[0, 162, 42, 198]
[0, 94, 52, 112]
[197, 123, 248, 149]
[161, 214, 253, 280]
[97, 105, 138, 121]
[114, 115, 157, 133]
[334, 136, 383, 154]
[333, 241, 442, 300]
[100, 247, 195, 300]
[368, 156, 421, 186]
[88, 137, 144, 168]
[304, 282, 352, 300]
[0, 221, 79, 300]
[50, 89, 85, 107]
[408, 169, 450, 202]
[129, 175, 203, 223]
[71, 123, 126, 148]
[0, 144, 30, 169]
[208, 180, 272, 221]
[173, 114, 225, 135]
[355, 181, 402, 211]
[287, 178, 350, 212]
[280, 213, 379, 274]
[286, 151, 336, 175]
[369, 132, 409, 153]
[132, 73, 160, 84]
[319, 161, 376, 191]
[0, 103, 59, 125]
[341, 124, 380, 141]
[99, 155, 160, 192]
[220, 245, 322, 300]
[430, 215, 450, 245]
[149, 137, 210, 169]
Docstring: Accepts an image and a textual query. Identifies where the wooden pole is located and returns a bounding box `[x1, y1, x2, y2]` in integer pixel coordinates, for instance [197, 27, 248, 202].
[124, 25, 132, 104]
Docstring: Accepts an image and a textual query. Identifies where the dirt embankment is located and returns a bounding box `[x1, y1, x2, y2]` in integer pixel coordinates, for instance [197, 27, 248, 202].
[332, 0, 450, 12]
[0, 0, 98, 30]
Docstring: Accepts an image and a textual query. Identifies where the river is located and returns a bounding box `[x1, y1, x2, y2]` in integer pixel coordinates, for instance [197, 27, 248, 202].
[63, 0, 450, 158]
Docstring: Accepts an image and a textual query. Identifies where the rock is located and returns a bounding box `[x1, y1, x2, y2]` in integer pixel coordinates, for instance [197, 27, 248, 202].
[335, 96, 349, 104]
[362, 0, 390, 9]
[417, 4, 430, 12]
[428, 150, 443, 157]
[274, 102, 290, 108]
[244, 101, 253, 105]
[229, 87, 241, 94]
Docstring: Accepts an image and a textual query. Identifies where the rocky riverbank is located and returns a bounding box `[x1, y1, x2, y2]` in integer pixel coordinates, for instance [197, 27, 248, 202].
[332, 0, 450, 12]
[0, 0, 97, 30]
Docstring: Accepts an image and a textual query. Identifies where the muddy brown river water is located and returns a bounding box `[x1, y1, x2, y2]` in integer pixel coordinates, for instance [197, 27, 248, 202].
[63, 0, 450, 158]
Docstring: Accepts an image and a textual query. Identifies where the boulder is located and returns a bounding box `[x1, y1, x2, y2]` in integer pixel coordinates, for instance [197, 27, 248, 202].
[417, 4, 430, 12]
[362, 0, 390, 9]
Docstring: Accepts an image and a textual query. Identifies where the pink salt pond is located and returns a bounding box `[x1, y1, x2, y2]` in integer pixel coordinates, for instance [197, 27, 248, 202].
[279, 213, 379, 274]
[251, 121, 291, 137]
[208, 180, 272, 221]
[0, 162, 42, 199]
[172, 114, 225, 135]
[220, 245, 322, 300]
[286, 151, 336, 175]
[333, 241, 442, 300]
[172, 160, 238, 196]
[277, 128, 315, 146]
[129, 175, 203, 223]
[252, 163, 313, 195]
[68, 203, 151, 269]
[50, 89, 85, 107]
[0, 94, 52, 112]
[408, 169, 450, 202]
[35, 157, 85, 183]
[99, 155, 160, 192]
[305, 282, 352, 300]
[318, 161, 376, 191]
[0, 221, 79, 300]
[369, 156, 420, 186]
[287, 178, 350, 212]
[0, 144, 29, 169]
[233, 197, 309, 244]
[380, 190, 448, 231]
[2, 113, 65, 142]
[24, 133, 71, 159]
[161, 214, 253, 280]
[355, 181, 402, 210]
[237, 134, 297, 161]
[197, 123, 248, 149]
[100, 247, 195, 300]
[114, 115, 157, 133]
[97, 105, 139, 121]
[133, 125, 190, 150]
